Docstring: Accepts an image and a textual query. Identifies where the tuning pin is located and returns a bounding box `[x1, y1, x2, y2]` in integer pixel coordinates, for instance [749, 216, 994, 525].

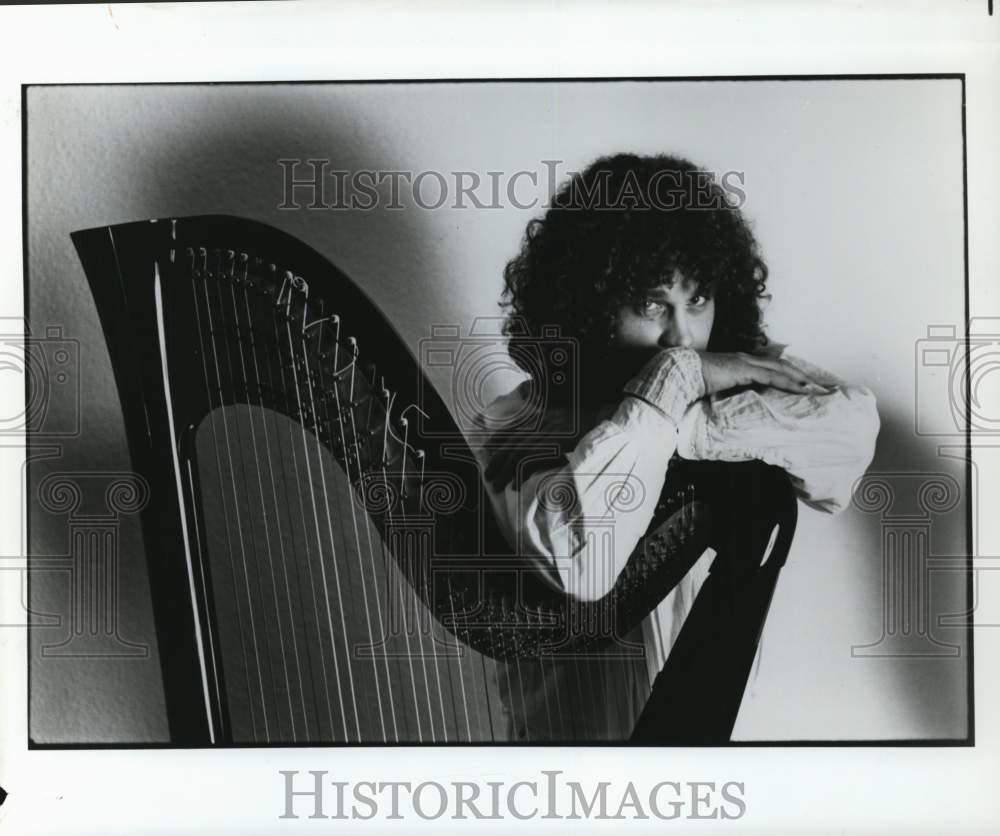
[237, 253, 251, 284]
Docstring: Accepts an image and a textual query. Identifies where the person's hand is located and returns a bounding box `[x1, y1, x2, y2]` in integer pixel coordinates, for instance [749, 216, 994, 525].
[696, 351, 830, 396]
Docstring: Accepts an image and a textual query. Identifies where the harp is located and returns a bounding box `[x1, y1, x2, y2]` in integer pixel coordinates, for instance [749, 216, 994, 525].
[71, 215, 796, 745]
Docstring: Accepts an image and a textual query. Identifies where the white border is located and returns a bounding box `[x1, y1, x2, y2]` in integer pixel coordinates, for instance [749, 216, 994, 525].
[1, 2, 998, 833]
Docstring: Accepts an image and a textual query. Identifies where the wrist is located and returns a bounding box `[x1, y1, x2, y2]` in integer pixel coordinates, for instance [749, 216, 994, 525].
[622, 347, 706, 425]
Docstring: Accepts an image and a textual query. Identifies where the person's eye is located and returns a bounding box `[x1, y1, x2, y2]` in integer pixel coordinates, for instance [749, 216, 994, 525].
[689, 293, 711, 308]
[636, 299, 666, 318]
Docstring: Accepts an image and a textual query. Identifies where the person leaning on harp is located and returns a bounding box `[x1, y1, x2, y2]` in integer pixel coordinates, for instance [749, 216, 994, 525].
[470, 153, 880, 743]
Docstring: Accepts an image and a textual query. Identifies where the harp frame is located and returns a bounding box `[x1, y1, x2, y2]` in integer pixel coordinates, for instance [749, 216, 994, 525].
[72, 215, 478, 744]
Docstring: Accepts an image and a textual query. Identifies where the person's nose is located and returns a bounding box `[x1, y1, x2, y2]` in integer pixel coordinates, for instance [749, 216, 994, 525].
[657, 310, 693, 349]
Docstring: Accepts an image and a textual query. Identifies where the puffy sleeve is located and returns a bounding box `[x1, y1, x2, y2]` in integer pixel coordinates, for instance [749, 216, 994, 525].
[675, 348, 880, 513]
[471, 348, 705, 602]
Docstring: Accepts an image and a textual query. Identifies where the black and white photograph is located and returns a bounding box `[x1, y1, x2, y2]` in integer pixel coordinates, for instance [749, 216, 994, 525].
[22, 76, 970, 747]
[1, 2, 998, 834]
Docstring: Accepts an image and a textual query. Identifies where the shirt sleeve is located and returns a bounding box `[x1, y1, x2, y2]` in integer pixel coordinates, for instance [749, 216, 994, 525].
[472, 348, 705, 602]
[675, 348, 880, 513]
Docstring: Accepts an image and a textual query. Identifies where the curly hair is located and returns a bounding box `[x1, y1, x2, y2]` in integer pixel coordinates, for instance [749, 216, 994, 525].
[500, 153, 770, 399]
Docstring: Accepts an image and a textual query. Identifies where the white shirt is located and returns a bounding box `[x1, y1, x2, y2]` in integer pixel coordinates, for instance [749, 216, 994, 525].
[470, 346, 880, 741]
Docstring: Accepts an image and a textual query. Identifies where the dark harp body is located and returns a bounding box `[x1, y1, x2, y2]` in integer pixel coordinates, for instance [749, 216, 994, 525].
[72, 215, 796, 745]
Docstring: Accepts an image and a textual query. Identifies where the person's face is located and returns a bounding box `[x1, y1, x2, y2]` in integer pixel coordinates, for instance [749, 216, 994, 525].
[614, 271, 716, 358]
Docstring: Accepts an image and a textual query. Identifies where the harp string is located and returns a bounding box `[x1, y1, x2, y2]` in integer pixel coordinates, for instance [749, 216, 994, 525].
[190, 255, 252, 740]
[254, 288, 314, 740]
[489, 622, 514, 739]
[303, 286, 375, 742]
[214, 252, 282, 742]
[183, 454, 224, 737]
[532, 613, 556, 740]
[381, 390, 441, 741]
[401, 413, 457, 743]
[511, 640, 531, 741]
[475, 594, 499, 740]
[281, 277, 353, 741]
[194, 251, 269, 741]
[398, 415, 441, 740]
[435, 470, 492, 743]
[436, 489, 474, 742]
[377, 398, 426, 742]
[320, 323, 392, 743]
[553, 647, 573, 739]
[429, 448, 493, 742]
[360, 378, 414, 740]
[234, 253, 303, 741]
[385, 384, 468, 741]
[175, 251, 226, 742]
[391, 416, 439, 742]
[272, 287, 320, 741]
[338, 334, 398, 742]
[340, 354, 404, 743]
[268, 273, 334, 740]
[301, 306, 365, 742]
[223, 252, 292, 740]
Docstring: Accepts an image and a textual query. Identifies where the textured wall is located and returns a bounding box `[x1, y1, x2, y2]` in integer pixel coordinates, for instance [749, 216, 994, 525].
[26, 80, 968, 742]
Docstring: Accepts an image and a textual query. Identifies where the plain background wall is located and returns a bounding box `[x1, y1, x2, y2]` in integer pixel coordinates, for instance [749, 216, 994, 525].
[26, 79, 968, 742]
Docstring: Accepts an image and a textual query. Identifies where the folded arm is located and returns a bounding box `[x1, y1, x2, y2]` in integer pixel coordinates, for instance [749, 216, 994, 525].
[474, 344, 880, 602]
[676, 347, 880, 513]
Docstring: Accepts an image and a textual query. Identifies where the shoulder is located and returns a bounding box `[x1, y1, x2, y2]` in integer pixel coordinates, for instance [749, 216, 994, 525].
[471, 380, 612, 464]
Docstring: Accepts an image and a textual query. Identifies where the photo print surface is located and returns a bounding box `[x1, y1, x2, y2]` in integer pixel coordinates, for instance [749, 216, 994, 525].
[23, 78, 970, 746]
